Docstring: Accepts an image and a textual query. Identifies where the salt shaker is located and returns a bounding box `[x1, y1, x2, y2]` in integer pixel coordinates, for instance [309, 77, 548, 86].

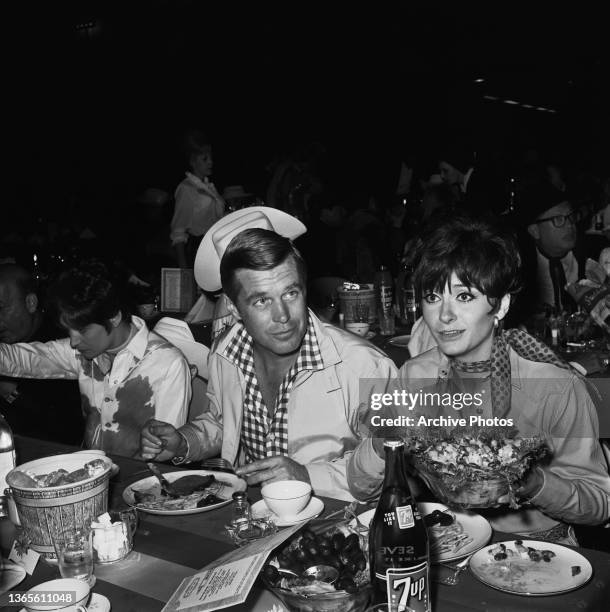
[231, 491, 251, 528]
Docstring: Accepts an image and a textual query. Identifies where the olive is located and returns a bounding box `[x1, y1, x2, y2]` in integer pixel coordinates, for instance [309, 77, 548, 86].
[355, 556, 366, 572]
[318, 536, 332, 548]
[307, 544, 319, 557]
[319, 545, 333, 557]
[263, 565, 279, 584]
[331, 533, 345, 551]
[278, 552, 291, 565]
[301, 529, 316, 541]
[339, 551, 352, 566]
[294, 548, 309, 562]
[344, 534, 359, 548]
[345, 560, 358, 575]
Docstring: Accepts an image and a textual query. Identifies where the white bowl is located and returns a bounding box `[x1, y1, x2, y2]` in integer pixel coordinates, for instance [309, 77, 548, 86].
[345, 322, 370, 337]
[26, 578, 90, 611]
[261, 480, 312, 520]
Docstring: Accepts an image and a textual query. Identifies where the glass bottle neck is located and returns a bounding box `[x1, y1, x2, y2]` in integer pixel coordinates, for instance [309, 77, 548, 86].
[383, 445, 411, 492]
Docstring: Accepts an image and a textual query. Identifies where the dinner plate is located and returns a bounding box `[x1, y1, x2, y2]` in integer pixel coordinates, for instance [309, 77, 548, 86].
[0, 561, 26, 594]
[251, 497, 324, 526]
[469, 539, 593, 596]
[19, 593, 110, 612]
[387, 334, 411, 348]
[350, 501, 492, 563]
[122, 469, 246, 516]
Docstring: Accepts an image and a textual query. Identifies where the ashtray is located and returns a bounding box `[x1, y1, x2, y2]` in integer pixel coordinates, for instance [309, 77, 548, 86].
[226, 517, 277, 546]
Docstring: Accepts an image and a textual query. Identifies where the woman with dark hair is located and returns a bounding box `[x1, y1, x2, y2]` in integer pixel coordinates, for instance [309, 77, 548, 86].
[348, 216, 610, 543]
[170, 130, 226, 268]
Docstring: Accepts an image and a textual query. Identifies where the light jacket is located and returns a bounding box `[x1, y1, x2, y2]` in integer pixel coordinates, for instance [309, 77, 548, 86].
[179, 312, 398, 500]
[348, 346, 610, 533]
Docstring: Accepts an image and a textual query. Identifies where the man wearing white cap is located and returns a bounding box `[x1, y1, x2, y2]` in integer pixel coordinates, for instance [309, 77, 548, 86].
[141, 207, 397, 500]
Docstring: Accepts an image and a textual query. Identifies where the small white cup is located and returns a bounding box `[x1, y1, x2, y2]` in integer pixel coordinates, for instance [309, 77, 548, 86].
[261, 480, 312, 520]
[25, 578, 90, 611]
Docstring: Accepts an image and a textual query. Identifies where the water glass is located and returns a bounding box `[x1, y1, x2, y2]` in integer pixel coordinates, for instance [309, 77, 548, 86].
[52, 527, 93, 584]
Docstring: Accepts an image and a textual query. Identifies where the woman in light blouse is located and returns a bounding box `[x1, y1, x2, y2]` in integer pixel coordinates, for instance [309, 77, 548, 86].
[170, 130, 225, 268]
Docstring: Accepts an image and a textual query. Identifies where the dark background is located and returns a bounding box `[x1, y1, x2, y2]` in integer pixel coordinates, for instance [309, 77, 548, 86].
[5, 2, 609, 217]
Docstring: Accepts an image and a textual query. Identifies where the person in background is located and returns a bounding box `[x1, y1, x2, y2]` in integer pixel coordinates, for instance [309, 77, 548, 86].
[0, 264, 83, 444]
[297, 192, 346, 278]
[140, 214, 397, 501]
[515, 181, 583, 322]
[0, 260, 191, 457]
[348, 216, 610, 542]
[170, 130, 226, 268]
[438, 144, 508, 217]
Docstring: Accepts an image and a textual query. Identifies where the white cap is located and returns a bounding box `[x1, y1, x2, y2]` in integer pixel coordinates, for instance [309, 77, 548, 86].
[194, 206, 306, 292]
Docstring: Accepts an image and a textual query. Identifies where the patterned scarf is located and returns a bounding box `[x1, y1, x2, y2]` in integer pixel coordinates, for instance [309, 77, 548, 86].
[453, 328, 571, 417]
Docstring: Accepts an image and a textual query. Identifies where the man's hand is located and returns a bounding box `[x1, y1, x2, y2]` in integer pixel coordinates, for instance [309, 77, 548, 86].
[235, 456, 310, 487]
[140, 419, 186, 461]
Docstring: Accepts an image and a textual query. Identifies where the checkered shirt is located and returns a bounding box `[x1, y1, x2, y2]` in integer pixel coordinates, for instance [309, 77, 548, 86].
[224, 315, 324, 462]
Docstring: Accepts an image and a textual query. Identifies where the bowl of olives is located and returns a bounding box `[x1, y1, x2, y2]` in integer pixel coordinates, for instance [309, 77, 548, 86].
[261, 526, 372, 612]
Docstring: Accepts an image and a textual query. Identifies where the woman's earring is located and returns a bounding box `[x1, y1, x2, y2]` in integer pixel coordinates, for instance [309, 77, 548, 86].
[493, 317, 499, 329]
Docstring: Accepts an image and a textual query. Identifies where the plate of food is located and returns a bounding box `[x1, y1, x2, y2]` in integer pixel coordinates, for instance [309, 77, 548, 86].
[122, 470, 246, 515]
[349, 501, 491, 563]
[470, 539, 593, 596]
[387, 334, 411, 348]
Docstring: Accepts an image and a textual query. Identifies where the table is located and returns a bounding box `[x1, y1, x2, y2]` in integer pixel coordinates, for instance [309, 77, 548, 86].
[3, 437, 610, 611]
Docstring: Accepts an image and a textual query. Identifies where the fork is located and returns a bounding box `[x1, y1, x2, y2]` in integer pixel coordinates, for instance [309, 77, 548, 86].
[439, 554, 473, 586]
[200, 457, 236, 474]
[146, 462, 179, 498]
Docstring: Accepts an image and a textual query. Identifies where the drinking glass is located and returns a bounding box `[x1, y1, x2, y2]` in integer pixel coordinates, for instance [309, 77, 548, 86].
[91, 509, 138, 563]
[52, 527, 94, 584]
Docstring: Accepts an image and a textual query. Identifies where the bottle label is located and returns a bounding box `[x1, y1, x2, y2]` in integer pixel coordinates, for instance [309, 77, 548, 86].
[396, 505, 414, 529]
[380, 286, 393, 313]
[403, 287, 416, 309]
[378, 562, 430, 612]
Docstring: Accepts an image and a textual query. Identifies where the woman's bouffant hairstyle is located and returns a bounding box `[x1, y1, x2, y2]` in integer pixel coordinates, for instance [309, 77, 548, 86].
[412, 215, 522, 313]
[220, 228, 307, 303]
[51, 259, 132, 332]
[183, 129, 211, 164]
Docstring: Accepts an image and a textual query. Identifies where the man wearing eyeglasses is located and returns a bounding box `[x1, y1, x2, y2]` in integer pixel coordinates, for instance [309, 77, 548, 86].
[519, 181, 581, 316]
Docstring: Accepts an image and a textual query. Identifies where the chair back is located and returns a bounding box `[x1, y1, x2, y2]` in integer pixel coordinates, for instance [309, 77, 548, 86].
[153, 317, 210, 420]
